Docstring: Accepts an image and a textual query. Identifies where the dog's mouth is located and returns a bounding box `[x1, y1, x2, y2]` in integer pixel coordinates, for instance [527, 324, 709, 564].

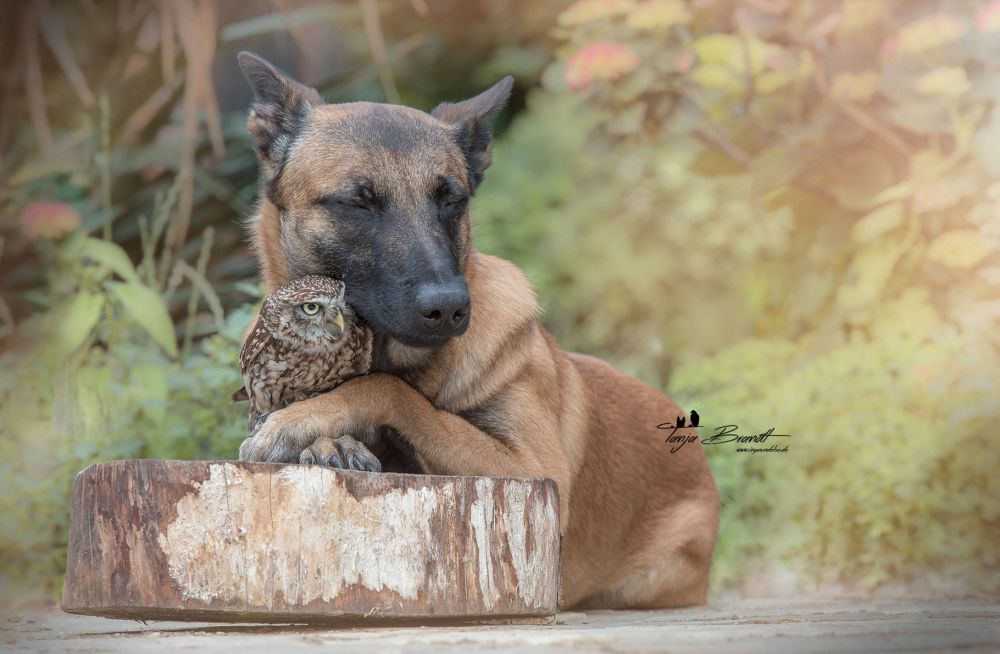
[390, 331, 456, 349]
[355, 302, 466, 351]
[346, 282, 471, 350]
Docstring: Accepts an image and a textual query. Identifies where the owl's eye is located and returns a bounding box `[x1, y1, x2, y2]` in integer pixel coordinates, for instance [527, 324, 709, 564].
[302, 302, 321, 315]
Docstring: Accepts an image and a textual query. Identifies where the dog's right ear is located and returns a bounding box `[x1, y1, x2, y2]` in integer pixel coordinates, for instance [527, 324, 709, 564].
[431, 76, 514, 190]
[237, 52, 321, 177]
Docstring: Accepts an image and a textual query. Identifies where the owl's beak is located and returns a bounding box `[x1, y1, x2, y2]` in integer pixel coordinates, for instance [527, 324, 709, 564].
[327, 311, 345, 338]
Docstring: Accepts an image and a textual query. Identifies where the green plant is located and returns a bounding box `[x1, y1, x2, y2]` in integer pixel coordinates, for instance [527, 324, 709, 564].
[0, 186, 254, 603]
[0, 0, 570, 602]
[472, 0, 1000, 594]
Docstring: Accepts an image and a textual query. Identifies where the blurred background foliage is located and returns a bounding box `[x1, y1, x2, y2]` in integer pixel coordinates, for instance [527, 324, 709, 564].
[1, 0, 998, 603]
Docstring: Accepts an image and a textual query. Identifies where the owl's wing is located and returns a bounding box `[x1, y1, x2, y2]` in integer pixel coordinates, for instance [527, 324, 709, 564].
[352, 325, 374, 375]
[237, 317, 272, 385]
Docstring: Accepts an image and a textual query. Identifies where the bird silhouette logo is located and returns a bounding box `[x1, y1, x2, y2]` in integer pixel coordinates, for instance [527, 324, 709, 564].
[672, 410, 700, 429]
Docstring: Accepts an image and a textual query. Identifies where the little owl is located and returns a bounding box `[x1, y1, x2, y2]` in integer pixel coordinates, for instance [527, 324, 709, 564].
[233, 275, 376, 468]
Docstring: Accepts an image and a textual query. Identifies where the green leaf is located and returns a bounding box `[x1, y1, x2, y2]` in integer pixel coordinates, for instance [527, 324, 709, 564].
[973, 107, 1000, 176]
[886, 101, 950, 134]
[606, 101, 646, 135]
[825, 149, 896, 212]
[851, 203, 904, 243]
[220, 5, 358, 42]
[80, 237, 140, 283]
[130, 362, 168, 423]
[107, 281, 178, 357]
[56, 291, 104, 354]
[693, 34, 741, 66]
[613, 66, 657, 103]
[837, 239, 904, 310]
[927, 230, 992, 268]
[916, 66, 971, 99]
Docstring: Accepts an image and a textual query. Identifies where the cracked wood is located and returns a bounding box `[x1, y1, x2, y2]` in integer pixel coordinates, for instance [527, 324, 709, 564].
[61, 460, 560, 623]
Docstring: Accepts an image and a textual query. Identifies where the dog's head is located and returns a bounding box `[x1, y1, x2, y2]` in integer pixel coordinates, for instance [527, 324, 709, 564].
[238, 52, 511, 349]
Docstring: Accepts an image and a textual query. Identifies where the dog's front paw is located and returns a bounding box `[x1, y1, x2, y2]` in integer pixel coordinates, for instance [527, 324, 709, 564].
[238, 406, 332, 463]
[299, 435, 381, 472]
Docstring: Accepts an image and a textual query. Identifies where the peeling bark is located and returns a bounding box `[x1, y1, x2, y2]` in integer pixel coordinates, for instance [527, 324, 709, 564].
[62, 460, 560, 623]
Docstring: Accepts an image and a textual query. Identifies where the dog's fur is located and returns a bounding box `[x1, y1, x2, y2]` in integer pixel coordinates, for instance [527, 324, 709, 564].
[235, 52, 720, 609]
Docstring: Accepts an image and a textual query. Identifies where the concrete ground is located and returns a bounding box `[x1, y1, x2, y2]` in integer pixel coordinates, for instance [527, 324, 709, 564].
[4, 598, 997, 653]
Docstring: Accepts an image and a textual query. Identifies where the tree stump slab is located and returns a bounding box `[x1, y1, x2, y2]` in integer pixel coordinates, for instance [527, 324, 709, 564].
[61, 460, 561, 624]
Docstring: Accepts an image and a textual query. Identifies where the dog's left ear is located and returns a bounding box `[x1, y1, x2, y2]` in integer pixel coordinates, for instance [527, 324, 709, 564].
[237, 51, 322, 179]
[431, 76, 514, 189]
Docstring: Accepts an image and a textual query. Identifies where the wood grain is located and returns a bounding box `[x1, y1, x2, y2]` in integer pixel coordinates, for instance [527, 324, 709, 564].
[61, 460, 560, 624]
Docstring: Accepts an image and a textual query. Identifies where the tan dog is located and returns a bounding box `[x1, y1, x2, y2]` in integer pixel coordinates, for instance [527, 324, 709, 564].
[235, 52, 719, 609]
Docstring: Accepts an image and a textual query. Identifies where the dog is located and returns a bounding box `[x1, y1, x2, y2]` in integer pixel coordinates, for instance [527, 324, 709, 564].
[234, 51, 720, 609]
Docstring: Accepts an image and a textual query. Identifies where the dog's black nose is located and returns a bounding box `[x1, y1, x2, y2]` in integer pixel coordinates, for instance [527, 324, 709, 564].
[416, 280, 470, 336]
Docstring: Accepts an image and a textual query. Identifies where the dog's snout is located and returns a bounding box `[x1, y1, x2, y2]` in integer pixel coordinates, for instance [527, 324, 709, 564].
[416, 280, 470, 336]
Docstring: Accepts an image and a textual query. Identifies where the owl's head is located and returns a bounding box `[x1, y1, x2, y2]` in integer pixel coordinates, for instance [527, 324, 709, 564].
[262, 275, 352, 350]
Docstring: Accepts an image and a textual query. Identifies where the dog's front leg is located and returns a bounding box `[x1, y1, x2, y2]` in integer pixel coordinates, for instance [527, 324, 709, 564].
[239, 373, 572, 523]
[237, 404, 382, 472]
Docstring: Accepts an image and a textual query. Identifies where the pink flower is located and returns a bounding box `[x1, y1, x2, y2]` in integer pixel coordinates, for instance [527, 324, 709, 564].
[20, 201, 82, 240]
[975, 0, 1000, 31]
[565, 42, 641, 92]
[880, 36, 899, 58]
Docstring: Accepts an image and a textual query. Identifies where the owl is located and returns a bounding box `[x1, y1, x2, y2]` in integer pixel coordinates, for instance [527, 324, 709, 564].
[233, 275, 373, 429]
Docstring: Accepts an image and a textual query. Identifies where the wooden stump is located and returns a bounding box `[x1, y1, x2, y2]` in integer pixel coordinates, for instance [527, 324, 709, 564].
[61, 460, 561, 624]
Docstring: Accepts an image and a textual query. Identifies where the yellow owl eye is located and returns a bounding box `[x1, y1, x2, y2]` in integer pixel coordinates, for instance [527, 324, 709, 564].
[302, 302, 321, 315]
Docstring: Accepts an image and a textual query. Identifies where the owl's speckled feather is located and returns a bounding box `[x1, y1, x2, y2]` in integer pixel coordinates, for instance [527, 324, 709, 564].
[238, 275, 373, 428]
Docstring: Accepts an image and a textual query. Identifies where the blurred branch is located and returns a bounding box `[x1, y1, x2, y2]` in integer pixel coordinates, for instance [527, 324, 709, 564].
[684, 94, 752, 167]
[120, 70, 186, 144]
[359, 0, 400, 104]
[0, 238, 13, 339]
[812, 61, 911, 158]
[34, 0, 95, 107]
[100, 94, 112, 240]
[272, 0, 313, 58]
[180, 226, 217, 355]
[694, 124, 752, 167]
[160, 0, 176, 83]
[219, 4, 357, 42]
[409, 0, 428, 17]
[21, 3, 53, 154]
[171, 0, 223, 250]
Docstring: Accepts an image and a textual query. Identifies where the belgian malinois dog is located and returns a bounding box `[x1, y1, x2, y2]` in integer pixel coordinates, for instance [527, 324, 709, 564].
[235, 52, 719, 609]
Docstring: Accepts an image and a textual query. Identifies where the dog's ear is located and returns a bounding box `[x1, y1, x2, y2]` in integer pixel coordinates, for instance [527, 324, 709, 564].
[237, 51, 322, 176]
[431, 76, 514, 189]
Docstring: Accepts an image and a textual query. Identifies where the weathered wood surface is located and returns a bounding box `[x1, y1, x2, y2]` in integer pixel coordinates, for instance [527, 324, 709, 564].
[61, 460, 561, 624]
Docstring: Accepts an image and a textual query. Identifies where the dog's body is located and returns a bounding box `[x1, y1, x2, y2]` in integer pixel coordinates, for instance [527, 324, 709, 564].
[235, 53, 719, 609]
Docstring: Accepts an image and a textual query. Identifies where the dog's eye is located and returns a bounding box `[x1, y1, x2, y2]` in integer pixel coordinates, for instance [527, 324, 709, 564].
[317, 187, 379, 215]
[443, 195, 468, 210]
[351, 186, 380, 212]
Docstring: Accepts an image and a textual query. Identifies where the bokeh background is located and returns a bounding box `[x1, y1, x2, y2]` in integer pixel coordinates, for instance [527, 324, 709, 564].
[1, 0, 998, 605]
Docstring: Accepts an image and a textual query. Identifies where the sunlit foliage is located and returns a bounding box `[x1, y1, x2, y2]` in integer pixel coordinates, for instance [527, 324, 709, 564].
[474, 0, 1000, 594]
[2, 0, 998, 600]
